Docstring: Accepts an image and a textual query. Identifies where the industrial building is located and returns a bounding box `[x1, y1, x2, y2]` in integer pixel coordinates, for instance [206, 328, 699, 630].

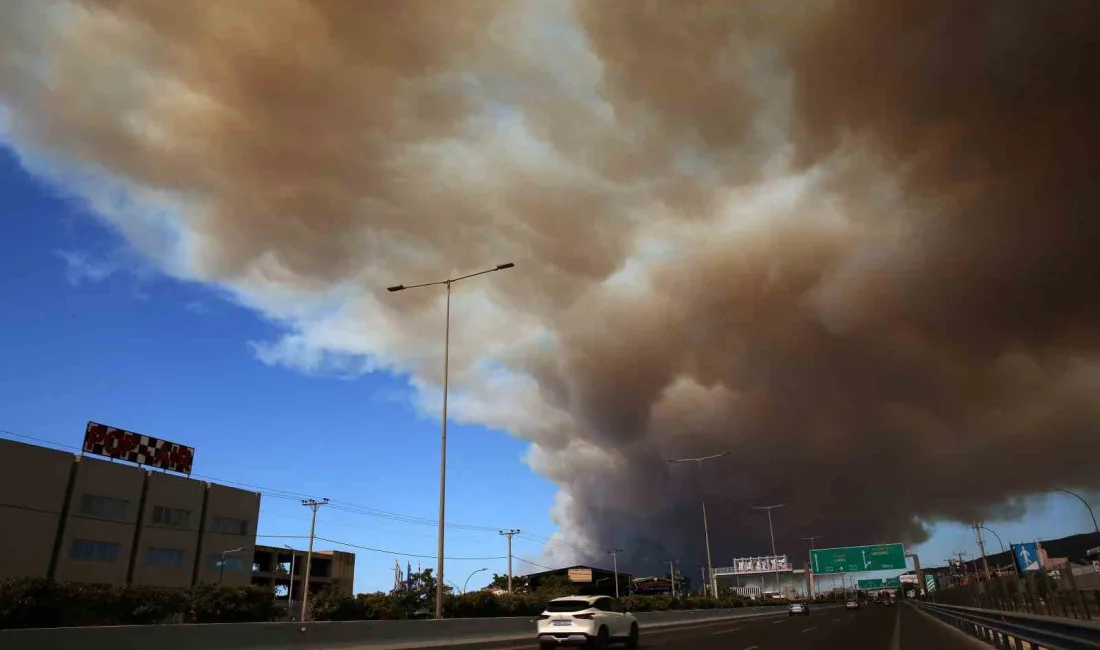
[525, 565, 632, 597]
[0, 437, 260, 587]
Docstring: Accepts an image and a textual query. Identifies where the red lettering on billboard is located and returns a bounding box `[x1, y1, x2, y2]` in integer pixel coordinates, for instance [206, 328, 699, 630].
[81, 421, 195, 475]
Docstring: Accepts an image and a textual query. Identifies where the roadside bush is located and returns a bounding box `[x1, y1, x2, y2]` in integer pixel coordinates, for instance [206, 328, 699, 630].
[0, 579, 276, 629]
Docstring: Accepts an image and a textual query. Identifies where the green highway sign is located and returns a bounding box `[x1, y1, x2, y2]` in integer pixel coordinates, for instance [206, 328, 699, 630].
[809, 543, 907, 575]
[857, 576, 902, 590]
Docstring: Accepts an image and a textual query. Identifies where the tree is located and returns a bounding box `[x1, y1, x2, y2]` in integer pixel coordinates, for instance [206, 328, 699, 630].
[484, 573, 530, 594]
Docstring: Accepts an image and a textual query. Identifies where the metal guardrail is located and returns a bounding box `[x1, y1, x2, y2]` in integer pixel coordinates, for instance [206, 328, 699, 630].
[917, 602, 1100, 650]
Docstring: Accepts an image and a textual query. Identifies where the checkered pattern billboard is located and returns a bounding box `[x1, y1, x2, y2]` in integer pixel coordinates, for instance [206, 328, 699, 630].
[82, 421, 195, 475]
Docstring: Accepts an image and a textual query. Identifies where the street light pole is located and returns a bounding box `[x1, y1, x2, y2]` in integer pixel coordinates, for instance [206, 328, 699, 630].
[606, 549, 623, 599]
[218, 547, 245, 584]
[463, 567, 488, 595]
[285, 545, 296, 620]
[668, 452, 731, 598]
[751, 504, 786, 598]
[1045, 488, 1099, 533]
[388, 262, 515, 620]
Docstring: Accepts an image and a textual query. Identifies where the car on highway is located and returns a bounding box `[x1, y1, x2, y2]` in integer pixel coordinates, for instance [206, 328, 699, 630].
[845, 599, 861, 610]
[788, 601, 810, 616]
[537, 595, 639, 649]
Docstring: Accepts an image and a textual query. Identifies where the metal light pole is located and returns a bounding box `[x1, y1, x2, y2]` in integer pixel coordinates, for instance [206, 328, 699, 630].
[463, 567, 488, 595]
[668, 452, 731, 598]
[751, 504, 785, 597]
[388, 262, 515, 619]
[1045, 488, 1099, 533]
[285, 545, 296, 620]
[606, 549, 623, 599]
[218, 547, 245, 584]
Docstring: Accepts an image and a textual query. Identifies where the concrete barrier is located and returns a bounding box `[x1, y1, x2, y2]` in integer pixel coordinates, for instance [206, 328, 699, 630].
[0, 605, 790, 650]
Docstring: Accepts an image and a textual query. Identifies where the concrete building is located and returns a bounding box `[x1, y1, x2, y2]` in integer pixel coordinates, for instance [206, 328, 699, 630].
[251, 544, 356, 606]
[0, 438, 260, 587]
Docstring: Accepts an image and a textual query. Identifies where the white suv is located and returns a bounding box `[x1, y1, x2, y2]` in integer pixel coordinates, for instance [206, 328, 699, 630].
[537, 595, 639, 649]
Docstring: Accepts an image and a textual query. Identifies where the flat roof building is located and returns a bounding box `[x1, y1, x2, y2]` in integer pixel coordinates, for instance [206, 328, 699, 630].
[0, 438, 260, 588]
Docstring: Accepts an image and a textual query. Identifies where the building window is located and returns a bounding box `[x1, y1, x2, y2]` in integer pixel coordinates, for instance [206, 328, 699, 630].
[210, 555, 246, 571]
[146, 547, 185, 567]
[151, 505, 191, 529]
[211, 515, 248, 536]
[80, 494, 129, 521]
[70, 539, 120, 563]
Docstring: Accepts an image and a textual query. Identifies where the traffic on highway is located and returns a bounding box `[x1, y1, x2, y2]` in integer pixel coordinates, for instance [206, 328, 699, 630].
[524, 602, 976, 650]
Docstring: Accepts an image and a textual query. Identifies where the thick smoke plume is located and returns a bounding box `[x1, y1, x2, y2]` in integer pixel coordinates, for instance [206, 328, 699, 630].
[3, 0, 1099, 573]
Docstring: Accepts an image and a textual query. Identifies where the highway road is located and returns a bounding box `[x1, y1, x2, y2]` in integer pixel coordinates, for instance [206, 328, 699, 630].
[518, 603, 980, 650]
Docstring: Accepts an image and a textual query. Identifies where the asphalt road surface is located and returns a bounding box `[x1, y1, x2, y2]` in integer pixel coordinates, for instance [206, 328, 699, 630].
[523, 603, 981, 650]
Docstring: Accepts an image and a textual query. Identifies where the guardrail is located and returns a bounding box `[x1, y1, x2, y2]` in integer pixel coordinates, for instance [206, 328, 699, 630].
[0, 605, 790, 650]
[916, 602, 1100, 650]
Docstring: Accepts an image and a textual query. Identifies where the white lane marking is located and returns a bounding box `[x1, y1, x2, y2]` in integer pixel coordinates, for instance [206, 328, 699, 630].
[890, 604, 901, 650]
[712, 627, 741, 635]
[773, 619, 787, 624]
[802, 626, 818, 633]
[743, 646, 760, 650]
[833, 618, 842, 622]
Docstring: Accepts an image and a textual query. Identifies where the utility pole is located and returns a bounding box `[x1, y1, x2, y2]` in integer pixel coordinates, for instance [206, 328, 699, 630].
[285, 545, 296, 620]
[668, 561, 677, 597]
[499, 530, 520, 593]
[300, 498, 329, 622]
[802, 536, 821, 599]
[973, 520, 993, 585]
[606, 549, 623, 599]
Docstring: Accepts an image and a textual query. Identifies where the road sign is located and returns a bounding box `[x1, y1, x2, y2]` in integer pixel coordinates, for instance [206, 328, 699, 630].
[1012, 543, 1040, 572]
[857, 578, 883, 589]
[924, 574, 936, 592]
[884, 577, 902, 588]
[809, 543, 907, 575]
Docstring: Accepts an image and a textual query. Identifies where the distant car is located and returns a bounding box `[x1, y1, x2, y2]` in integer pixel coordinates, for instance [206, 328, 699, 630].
[537, 595, 638, 649]
[879, 597, 896, 606]
[845, 599, 860, 610]
[788, 601, 810, 616]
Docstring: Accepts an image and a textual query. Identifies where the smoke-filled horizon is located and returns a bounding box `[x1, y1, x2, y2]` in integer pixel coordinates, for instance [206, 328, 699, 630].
[2, 0, 1099, 574]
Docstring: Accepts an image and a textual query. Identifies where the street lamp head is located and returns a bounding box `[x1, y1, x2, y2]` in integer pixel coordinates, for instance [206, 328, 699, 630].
[496, 262, 515, 270]
[387, 285, 405, 292]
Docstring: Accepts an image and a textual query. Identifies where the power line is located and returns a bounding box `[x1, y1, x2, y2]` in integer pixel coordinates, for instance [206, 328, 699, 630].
[512, 555, 554, 571]
[315, 537, 507, 561]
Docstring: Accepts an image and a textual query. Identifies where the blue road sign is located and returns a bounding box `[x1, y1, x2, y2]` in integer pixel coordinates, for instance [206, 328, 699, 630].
[1012, 543, 1040, 572]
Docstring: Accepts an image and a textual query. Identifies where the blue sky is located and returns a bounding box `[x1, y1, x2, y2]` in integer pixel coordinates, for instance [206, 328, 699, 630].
[2, 143, 1096, 594]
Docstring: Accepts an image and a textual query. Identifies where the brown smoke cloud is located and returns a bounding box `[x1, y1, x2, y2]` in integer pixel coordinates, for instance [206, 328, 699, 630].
[2, 0, 1099, 572]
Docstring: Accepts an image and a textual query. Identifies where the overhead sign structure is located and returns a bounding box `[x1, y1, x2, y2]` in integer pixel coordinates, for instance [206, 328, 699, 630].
[568, 568, 593, 583]
[82, 421, 195, 475]
[809, 544, 907, 575]
[727, 555, 794, 574]
[1012, 543, 1040, 572]
[856, 577, 902, 590]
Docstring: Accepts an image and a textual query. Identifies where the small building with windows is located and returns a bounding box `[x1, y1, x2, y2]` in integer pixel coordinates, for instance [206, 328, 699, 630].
[0, 437, 260, 588]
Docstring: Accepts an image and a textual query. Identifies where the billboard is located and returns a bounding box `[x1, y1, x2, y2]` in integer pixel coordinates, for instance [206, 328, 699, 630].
[727, 555, 794, 574]
[82, 421, 195, 475]
[1012, 543, 1040, 572]
[568, 568, 593, 583]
